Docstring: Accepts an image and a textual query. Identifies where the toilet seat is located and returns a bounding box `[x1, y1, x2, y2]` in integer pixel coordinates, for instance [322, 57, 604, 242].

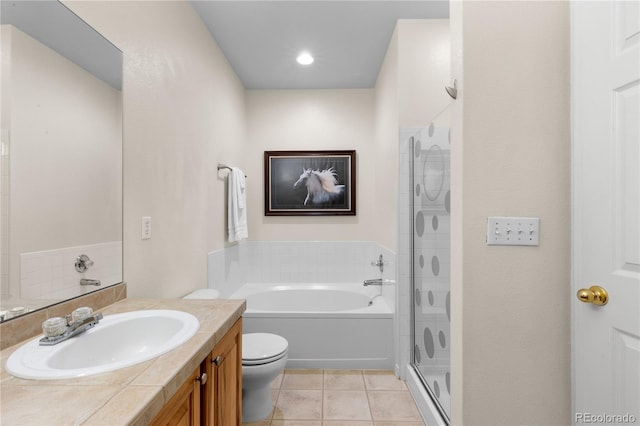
[242, 333, 288, 366]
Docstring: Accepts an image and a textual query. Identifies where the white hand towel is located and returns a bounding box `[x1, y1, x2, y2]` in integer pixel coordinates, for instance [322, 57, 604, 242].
[228, 167, 248, 242]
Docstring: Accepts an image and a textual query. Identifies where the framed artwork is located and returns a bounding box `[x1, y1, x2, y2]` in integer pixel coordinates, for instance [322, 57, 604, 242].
[264, 150, 356, 216]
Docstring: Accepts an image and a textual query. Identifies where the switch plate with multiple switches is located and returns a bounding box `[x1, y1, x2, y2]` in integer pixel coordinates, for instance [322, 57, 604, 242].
[141, 216, 151, 240]
[487, 217, 539, 246]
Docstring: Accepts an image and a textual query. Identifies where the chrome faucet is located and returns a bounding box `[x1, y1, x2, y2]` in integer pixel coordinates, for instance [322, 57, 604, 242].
[371, 254, 385, 272]
[80, 278, 101, 286]
[75, 254, 94, 273]
[39, 312, 103, 346]
[363, 278, 396, 286]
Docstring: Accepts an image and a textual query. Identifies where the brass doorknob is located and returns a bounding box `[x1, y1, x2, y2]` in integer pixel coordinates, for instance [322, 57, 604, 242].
[577, 285, 609, 306]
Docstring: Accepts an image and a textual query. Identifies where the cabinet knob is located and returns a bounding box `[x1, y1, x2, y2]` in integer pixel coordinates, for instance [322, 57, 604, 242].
[212, 356, 222, 366]
[196, 372, 208, 385]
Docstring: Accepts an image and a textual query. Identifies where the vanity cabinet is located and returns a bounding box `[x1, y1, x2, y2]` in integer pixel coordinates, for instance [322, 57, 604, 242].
[150, 367, 202, 426]
[151, 318, 242, 426]
[202, 318, 242, 426]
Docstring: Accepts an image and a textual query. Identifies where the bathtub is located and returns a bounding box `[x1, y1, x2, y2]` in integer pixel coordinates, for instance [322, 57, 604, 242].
[231, 283, 394, 369]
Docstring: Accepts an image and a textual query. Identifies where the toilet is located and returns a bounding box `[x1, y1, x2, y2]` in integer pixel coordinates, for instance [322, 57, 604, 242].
[182, 289, 288, 423]
[241, 333, 288, 422]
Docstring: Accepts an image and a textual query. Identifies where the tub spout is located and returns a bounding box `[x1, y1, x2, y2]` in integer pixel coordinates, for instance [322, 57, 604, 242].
[363, 278, 396, 286]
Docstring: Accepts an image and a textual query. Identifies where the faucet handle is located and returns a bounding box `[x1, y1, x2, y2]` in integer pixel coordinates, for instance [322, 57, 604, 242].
[72, 307, 94, 322]
[42, 317, 67, 337]
[371, 254, 385, 272]
[75, 254, 94, 273]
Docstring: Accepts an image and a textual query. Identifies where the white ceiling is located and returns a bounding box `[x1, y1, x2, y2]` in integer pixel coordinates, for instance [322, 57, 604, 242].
[191, 1, 449, 90]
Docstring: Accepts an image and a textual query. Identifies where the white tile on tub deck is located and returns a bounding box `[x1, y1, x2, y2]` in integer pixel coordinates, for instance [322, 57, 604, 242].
[208, 241, 398, 294]
[20, 253, 41, 274]
[316, 265, 330, 283]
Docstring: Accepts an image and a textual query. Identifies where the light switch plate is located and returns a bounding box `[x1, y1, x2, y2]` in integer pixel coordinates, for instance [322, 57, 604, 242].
[487, 217, 539, 246]
[141, 216, 151, 240]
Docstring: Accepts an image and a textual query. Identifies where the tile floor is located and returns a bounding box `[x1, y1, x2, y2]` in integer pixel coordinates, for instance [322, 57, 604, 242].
[243, 369, 425, 426]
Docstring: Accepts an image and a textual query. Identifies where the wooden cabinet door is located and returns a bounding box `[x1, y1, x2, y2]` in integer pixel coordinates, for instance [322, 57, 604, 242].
[204, 318, 242, 426]
[150, 367, 202, 426]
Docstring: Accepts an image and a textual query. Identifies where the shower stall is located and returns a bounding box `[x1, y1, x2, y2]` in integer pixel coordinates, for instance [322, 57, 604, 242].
[399, 105, 451, 425]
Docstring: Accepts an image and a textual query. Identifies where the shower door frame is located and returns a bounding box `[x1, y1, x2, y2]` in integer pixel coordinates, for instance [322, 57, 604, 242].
[409, 133, 451, 425]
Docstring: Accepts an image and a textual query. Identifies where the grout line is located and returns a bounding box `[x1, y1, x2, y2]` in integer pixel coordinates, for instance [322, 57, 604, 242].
[321, 369, 325, 422]
[249, 369, 421, 425]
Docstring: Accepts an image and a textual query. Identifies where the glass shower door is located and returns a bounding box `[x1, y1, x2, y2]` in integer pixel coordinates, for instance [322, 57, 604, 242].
[411, 107, 451, 422]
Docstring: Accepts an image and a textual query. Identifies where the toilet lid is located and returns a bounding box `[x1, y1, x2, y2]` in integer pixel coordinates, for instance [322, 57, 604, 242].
[242, 333, 288, 365]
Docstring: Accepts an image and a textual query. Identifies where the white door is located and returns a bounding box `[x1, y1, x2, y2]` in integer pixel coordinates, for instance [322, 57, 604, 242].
[572, 1, 640, 424]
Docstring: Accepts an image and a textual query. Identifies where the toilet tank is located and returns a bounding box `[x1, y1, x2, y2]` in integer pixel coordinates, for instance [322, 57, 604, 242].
[182, 289, 221, 299]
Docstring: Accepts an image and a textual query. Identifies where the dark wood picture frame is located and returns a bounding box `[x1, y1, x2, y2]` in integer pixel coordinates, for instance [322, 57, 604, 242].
[264, 150, 356, 216]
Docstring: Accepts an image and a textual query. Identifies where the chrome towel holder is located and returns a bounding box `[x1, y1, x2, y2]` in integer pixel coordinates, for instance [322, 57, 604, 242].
[217, 163, 246, 177]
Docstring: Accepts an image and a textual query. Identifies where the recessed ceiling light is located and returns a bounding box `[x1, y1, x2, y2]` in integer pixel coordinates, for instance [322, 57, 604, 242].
[296, 52, 314, 65]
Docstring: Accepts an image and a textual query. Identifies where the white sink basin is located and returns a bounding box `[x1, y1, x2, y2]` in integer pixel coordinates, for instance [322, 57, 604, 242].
[6, 310, 200, 380]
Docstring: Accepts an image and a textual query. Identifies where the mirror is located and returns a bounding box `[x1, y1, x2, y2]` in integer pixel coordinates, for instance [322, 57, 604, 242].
[0, 1, 123, 322]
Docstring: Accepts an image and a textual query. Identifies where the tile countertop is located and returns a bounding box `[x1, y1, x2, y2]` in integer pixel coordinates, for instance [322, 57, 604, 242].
[0, 298, 246, 426]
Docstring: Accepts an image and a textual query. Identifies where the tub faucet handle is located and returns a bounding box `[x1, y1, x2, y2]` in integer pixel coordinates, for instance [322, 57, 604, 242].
[371, 254, 385, 272]
[75, 254, 94, 273]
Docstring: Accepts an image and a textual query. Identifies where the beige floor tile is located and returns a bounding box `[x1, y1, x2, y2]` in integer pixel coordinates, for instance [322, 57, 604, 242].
[363, 371, 407, 390]
[273, 389, 323, 420]
[271, 388, 280, 408]
[282, 370, 324, 390]
[271, 421, 322, 426]
[271, 372, 284, 389]
[324, 370, 365, 390]
[323, 390, 371, 421]
[367, 391, 422, 422]
[242, 421, 269, 426]
[324, 421, 374, 426]
[373, 422, 425, 426]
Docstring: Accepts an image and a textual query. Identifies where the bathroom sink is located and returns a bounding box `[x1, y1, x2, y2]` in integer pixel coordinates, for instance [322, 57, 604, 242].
[6, 310, 200, 380]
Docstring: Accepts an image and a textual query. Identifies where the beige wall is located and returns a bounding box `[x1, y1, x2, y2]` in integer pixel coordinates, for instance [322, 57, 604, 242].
[245, 89, 375, 242]
[398, 20, 451, 127]
[450, 2, 571, 425]
[244, 20, 449, 251]
[374, 27, 399, 252]
[3, 25, 121, 297]
[449, 1, 465, 423]
[61, 3, 451, 297]
[377, 20, 451, 251]
[66, 1, 246, 298]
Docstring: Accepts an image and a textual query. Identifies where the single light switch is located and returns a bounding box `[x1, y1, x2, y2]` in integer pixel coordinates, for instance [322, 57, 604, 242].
[487, 217, 539, 246]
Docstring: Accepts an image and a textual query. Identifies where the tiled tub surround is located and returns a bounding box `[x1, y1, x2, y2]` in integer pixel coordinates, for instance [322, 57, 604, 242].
[207, 241, 396, 305]
[1, 242, 122, 319]
[19, 241, 122, 300]
[0, 297, 245, 425]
